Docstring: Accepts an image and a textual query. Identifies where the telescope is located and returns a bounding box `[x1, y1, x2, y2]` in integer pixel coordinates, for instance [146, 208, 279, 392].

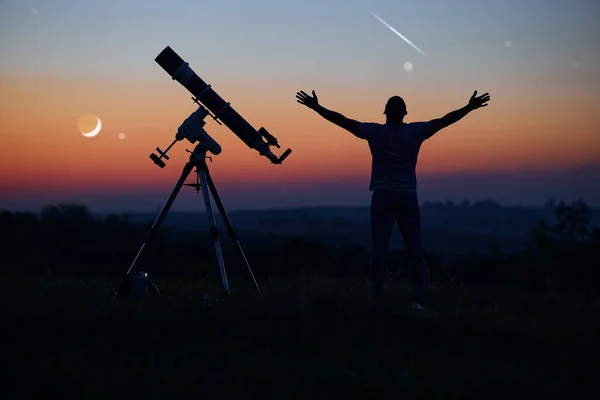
[114, 46, 295, 297]
[151, 46, 292, 167]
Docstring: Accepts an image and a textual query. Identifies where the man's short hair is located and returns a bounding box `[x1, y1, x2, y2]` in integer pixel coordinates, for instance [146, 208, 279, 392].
[384, 96, 407, 114]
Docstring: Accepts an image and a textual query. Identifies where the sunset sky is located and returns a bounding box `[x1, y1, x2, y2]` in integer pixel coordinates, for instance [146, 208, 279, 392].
[1, 0, 599, 212]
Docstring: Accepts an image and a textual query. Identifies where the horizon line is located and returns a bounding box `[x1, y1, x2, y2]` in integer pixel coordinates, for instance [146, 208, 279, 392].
[3, 197, 598, 216]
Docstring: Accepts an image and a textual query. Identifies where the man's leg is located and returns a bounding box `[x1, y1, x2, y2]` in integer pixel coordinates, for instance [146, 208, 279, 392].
[369, 190, 396, 305]
[395, 192, 427, 305]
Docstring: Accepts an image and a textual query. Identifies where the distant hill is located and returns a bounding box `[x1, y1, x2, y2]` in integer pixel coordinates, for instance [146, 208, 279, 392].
[96, 201, 600, 257]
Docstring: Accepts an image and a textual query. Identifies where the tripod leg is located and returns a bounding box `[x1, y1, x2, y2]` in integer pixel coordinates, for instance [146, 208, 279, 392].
[125, 162, 195, 276]
[198, 166, 231, 295]
[204, 166, 261, 293]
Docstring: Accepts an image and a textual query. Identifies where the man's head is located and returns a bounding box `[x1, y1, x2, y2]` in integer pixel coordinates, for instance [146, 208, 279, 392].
[384, 96, 407, 123]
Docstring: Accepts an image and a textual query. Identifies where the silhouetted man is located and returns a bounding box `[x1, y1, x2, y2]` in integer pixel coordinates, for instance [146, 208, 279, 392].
[296, 89, 491, 310]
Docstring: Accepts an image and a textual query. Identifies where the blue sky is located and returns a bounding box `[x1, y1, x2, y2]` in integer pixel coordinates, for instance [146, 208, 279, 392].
[1, 0, 599, 211]
[3, 0, 598, 81]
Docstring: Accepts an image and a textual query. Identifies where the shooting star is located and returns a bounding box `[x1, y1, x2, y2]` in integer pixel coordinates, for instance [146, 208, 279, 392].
[371, 12, 427, 57]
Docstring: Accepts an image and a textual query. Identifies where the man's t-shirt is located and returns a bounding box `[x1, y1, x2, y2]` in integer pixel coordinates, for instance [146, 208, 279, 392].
[357, 122, 434, 192]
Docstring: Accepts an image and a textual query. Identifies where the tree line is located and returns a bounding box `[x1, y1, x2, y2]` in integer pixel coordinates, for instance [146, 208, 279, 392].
[1, 201, 598, 293]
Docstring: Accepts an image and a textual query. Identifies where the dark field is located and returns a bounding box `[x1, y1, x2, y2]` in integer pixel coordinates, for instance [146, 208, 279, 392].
[2, 275, 598, 398]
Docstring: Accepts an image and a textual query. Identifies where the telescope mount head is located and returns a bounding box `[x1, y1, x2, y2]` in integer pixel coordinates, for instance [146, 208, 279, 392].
[150, 104, 222, 168]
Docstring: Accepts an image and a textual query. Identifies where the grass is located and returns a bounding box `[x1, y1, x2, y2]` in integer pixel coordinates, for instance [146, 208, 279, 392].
[2, 274, 598, 398]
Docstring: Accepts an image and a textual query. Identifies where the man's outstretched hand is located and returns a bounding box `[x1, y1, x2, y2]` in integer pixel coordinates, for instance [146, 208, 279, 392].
[468, 90, 490, 110]
[296, 90, 319, 110]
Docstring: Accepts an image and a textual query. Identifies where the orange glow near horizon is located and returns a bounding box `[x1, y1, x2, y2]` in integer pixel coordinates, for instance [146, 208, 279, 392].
[1, 74, 599, 198]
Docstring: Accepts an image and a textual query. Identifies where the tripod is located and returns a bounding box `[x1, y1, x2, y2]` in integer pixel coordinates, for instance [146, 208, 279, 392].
[124, 142, 261, 294]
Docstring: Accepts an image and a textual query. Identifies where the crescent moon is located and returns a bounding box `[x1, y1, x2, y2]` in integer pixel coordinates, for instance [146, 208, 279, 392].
[82, 118, 102, 138]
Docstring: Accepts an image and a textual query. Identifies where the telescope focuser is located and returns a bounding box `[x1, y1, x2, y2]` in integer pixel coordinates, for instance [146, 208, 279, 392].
[258, 127, 279, 148]
[258, 127, 292, 164]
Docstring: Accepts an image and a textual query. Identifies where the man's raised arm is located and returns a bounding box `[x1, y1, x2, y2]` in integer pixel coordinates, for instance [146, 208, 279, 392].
[296, 90, 361, 137]
[429, 90, 490, 135]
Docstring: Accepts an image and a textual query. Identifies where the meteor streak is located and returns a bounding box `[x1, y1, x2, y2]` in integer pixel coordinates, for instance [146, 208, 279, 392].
[371, 12, 427, 57]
